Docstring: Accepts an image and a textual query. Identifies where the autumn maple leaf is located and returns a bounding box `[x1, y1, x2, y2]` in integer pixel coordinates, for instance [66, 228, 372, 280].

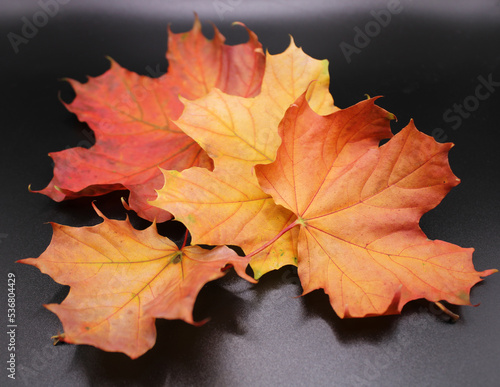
[255, 93, 497, 318]
[21, 16, 496, 361]
[18, 205, 253, 359]
[151, 38, 337, 278]
[33, 16, 265, 222]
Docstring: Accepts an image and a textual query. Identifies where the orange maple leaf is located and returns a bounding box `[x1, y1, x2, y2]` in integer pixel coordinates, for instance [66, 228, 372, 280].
[22, 19, 496, 360]
[255, 93, 497, 318]
[33, 16, 265, 222]
[18, 205, 253, 359]
[151, 39, 337, 278]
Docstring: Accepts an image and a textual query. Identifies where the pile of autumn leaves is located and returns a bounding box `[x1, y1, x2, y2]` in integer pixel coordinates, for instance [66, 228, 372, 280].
[20, 19, 496, 359]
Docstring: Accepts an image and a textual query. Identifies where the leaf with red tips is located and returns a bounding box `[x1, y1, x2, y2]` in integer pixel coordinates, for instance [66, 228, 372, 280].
[34, 16, 265, 222]
[18, 205, 253, 359]
[22, 18, 496, 359]
[255, 93, 497, 318]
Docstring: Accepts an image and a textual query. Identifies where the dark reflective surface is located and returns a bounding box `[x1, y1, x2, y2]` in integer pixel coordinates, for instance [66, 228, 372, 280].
[1, 1, 499, 385]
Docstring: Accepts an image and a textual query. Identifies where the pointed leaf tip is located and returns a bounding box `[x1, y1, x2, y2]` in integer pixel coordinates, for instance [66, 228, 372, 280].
[120, 197, 131, 211]
[90, 201, 106, 219]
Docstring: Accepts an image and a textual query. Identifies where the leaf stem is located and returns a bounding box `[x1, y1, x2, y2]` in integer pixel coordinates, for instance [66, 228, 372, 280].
[434, 301, 460, 322]
[181, 228, 189, 249]
[245, 218, 300, 260]
[51, 333, 65, 345]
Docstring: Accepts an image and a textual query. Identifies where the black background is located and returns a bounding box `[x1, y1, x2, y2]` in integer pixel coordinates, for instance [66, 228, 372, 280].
[1, 0, 499, 386]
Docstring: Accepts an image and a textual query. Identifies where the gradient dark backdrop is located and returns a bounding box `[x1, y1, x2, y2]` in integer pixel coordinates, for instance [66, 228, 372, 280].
[1, 1, 499, 386]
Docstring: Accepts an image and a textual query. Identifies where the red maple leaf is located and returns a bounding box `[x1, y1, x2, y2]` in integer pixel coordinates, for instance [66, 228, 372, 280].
[34, 16, 265, 222]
